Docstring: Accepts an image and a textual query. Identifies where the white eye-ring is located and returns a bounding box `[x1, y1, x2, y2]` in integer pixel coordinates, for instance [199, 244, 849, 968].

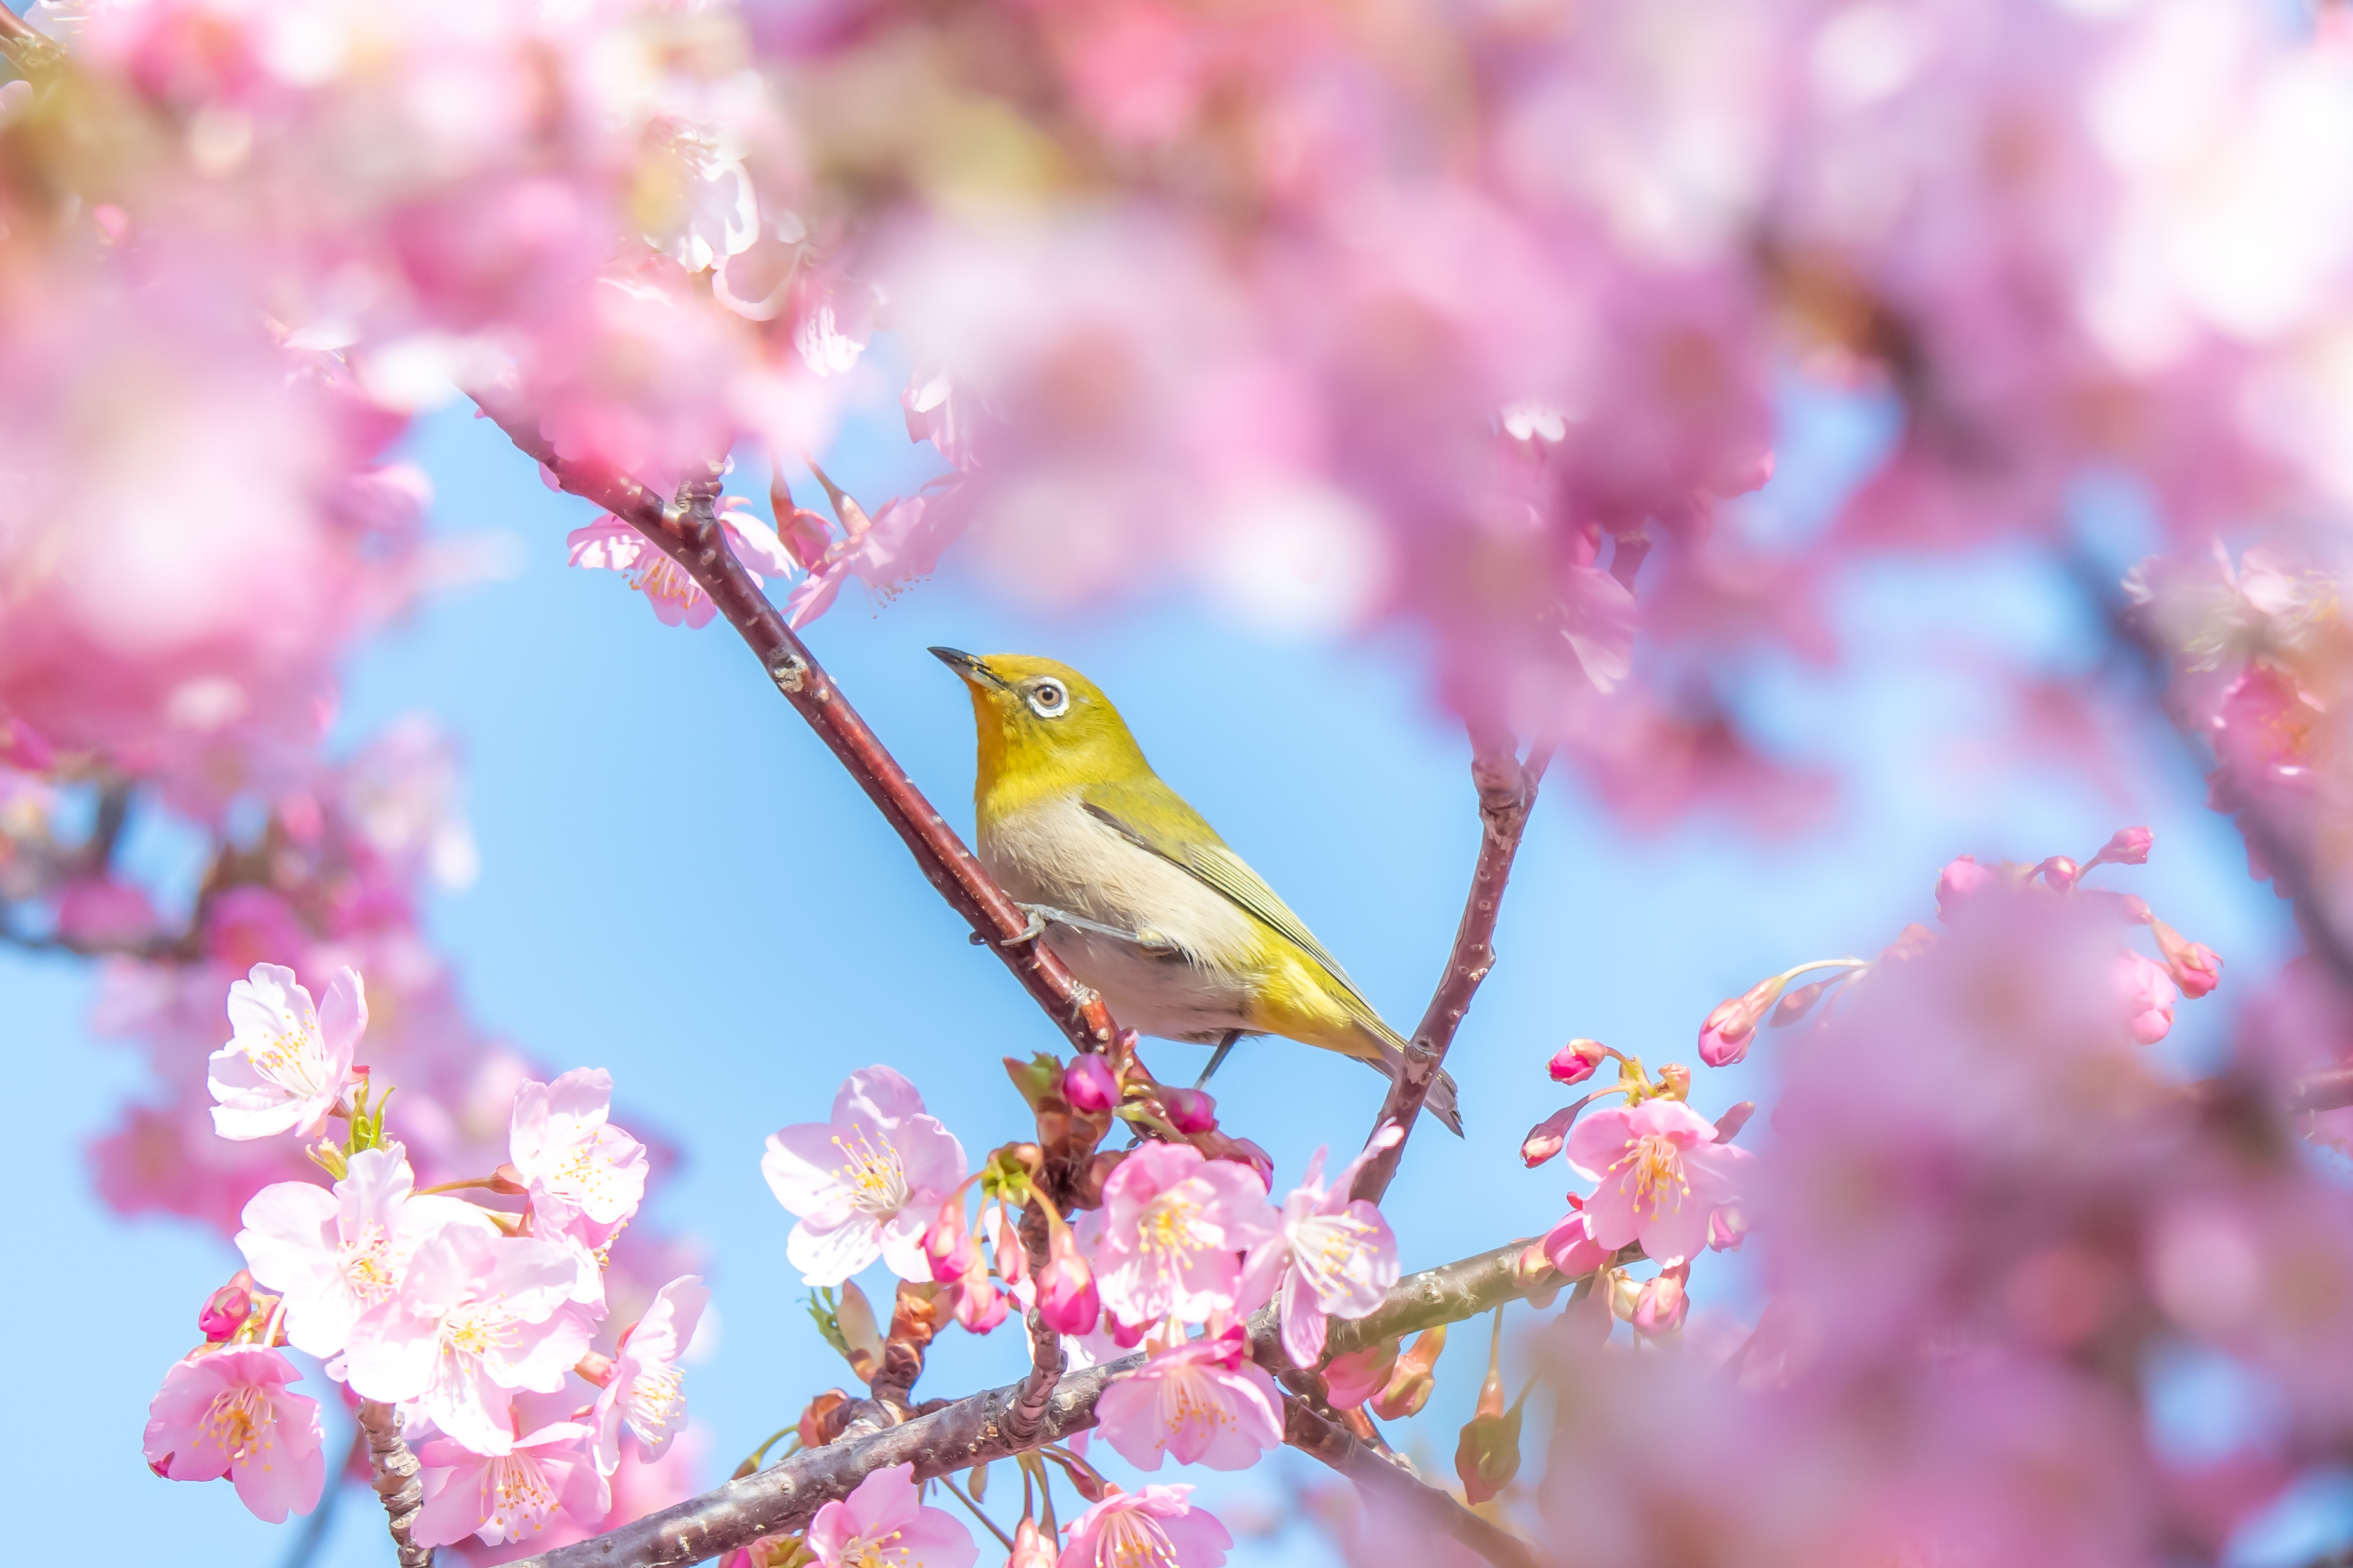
[1028, 680, 1071, 719]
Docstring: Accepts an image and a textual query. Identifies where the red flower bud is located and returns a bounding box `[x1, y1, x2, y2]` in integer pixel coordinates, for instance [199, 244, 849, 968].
[1163, 1088, 1217, 1134]
[1036, 1227, 1100, 1335]
[923, 1198, 978, 1284]
[1547, 1039, 1605, 1085]
[1699, 974, 1787, 1067]
[198, 1271, 254, 1342]
[2091, 826, 2153, 867]
[2153, 920, 2223, 999]
[1062, 1053, 1119, 1113]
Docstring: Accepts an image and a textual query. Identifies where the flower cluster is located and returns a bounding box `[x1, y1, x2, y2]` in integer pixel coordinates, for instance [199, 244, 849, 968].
[146, 965, 706, 1550]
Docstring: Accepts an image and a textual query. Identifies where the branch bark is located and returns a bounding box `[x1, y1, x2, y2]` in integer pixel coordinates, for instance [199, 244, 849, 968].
[356, 1400, 433, 1568]
[504, 1239, 1547, 1568]
[1353, 738, 1551, 1203]
[472, 399, 1120, 1056]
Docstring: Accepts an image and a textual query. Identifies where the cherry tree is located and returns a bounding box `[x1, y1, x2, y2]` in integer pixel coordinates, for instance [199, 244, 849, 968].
[7, 0, 2353, 1564]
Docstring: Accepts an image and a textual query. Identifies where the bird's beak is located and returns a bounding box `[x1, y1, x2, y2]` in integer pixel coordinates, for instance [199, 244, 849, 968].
[928, 646, 1009, 691]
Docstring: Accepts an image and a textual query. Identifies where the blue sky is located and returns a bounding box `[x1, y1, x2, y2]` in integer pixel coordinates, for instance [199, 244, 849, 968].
[1, 377, 2312, 1565]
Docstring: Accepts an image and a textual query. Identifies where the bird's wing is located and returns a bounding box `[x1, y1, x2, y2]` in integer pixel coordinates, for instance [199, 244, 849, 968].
[1078, 786, 1385, 1022]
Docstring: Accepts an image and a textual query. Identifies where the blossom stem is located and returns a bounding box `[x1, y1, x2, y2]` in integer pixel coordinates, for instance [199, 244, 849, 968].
[355, 1400, 433, 1568]
[501, 1237, 1551, 1568]
[1352, 734, 1551, 1204]
[471, 400, 1124, 1058]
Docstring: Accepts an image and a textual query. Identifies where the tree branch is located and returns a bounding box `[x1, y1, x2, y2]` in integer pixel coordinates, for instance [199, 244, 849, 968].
[1352, 738, 1551, 1203]
[503, 1239, 1549, 1568]
[355, 1400, 433, 1568]
[471, 399, 1121, 1057]
[1281, 1397, 1544, 1568]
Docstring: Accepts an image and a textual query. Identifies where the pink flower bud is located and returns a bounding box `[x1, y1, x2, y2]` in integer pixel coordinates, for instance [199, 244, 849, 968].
[993, 1211, 1031, 1287]
[952, 1276, 1008, 1333]
[1163, 1088, 1217, 1133]
[1520, 1104, 1578, 1167]
[1063, 1053, 1119, 1113]
[1036, 1227, 1100, 1335]
[1322, 1338, 1400, 1410]
[1009, 1516, 1056, 1568]
[1659, 1063, 1691, 1099]
[1548, 1040, 1605, 1085]
[1631, 1264, 1690, 1338]
[2153, 921, 2223, 1000]
[1699, 975, 1787, 1068]
[1708, 1206, 1748, 1252]
[923, 1199, 979, 1284]
[2036, 856, 2080, 892]
[198, 1272, 254, 1342]
[1935, 855, 1997, 920]
[2092, 826, 2153, 867]
[1712, 1101, 1756, 1144]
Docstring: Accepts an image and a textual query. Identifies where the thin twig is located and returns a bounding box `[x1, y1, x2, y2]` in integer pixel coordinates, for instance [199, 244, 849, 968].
[503, 1238, 1551, 1568]
[1281, 1397, 1544, 1568]
[1352, 737, 1551, 1203]
[355, 1400, 433, 1568]
[470, 395, 1122, 1057]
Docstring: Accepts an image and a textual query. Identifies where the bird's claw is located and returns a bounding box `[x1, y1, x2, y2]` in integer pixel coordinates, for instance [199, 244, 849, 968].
[998, 907, 1050, 946]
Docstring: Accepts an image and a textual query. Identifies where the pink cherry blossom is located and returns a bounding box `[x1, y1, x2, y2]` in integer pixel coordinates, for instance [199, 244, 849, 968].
[2114, 949, 2180, 1046]
[142, 1346, 324, 1523]
[1057, 1484, 1231, 1568]
[234, 1145, 496, 1358]
[567, 504, 797, 629]
[1093, 1143, 1278, 1329]
[342, 1224, 595, 1454]
[782, 488, 962, 629]
[1321, 1339, 1398, 1411]
[207, 963, 364, 1140]
[1934, 857, 2000, 922]
[1565, 1100, 1752, 1266]
[805, 1463, 978, 1568]
[762, 1067, 967, 1286]
[1240, 1128, 1401, 1367]
[592, 1275, 709, 1474]
[414, 1421, 610, 1548]
[1095, 1324, 1284, 1471]
[510, 1067, 650, 1249]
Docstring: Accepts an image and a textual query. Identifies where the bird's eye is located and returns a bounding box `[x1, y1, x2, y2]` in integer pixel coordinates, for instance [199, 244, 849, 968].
[1028, 680, 1070, 719]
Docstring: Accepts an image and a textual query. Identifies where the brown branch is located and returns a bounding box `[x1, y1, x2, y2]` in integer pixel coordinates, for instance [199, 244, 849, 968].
[505, 1239, 1551, 1568]
[471, 399, 1120, 1058]
[1352, 738, 1551, 1203]
[355, 1400, 433, 1568]
[1004, 1202, 1064, 1447]
[1281, 1397, 1544, 1568]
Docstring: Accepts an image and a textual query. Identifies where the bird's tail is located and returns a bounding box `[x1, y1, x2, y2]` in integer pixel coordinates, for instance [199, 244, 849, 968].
[1355, 1022, 1464, 1137]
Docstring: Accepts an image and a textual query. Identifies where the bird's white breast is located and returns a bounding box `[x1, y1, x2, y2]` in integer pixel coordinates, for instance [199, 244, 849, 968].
[980, 794, 1261, 1043]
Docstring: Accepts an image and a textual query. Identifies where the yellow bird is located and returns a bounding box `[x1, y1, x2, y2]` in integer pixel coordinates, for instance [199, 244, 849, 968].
[931, 648, 1462, 1135]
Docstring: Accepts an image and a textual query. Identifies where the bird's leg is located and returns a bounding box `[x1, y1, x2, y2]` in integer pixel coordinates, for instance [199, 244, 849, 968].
[1011, 903, 1180, 956]
[995, 906, 1050, 946]
[1194, 1029, 1242, 1089]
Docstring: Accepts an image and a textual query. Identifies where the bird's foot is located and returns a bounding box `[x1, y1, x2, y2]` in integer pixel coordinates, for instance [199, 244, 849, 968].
[996, 906, 1051, 946]
[1013, 903, 1177, 954]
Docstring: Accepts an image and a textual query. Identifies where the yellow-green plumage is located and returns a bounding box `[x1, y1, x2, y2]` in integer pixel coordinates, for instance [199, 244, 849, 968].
[933, 648, 1462, 1135]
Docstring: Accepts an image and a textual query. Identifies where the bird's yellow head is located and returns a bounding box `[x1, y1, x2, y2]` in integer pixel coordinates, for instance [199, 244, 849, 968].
[929, 648, 1151, 815]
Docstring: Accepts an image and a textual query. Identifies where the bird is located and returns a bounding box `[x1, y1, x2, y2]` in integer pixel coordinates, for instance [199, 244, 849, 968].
[930, 646, 1462, 1135]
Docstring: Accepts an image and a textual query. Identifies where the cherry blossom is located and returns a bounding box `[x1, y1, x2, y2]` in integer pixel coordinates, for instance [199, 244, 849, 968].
[592, 1276, 710, 1475]
[414, 1422, 610, 1548]
[1095, 1324, 1284, 1471]
[1240, 1128, 1401, 1366]
[1565, 1100, 1752, 1266]
[510, 1068, 650, 1250]
[1093, 1143, 1278, 1329]
[804, 1463, 977, 1568]
[568, 506, 798, 630]
[763, 1067, 967, 1286]
[782, 489, 962, 630]
[142, 1347, 324, 1523]
[342, 1224, 596, 1454]
[234, 1145, 496, 1358]
[1058, 1484, 1231, 1568]
[207, 963, 363, 1140]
